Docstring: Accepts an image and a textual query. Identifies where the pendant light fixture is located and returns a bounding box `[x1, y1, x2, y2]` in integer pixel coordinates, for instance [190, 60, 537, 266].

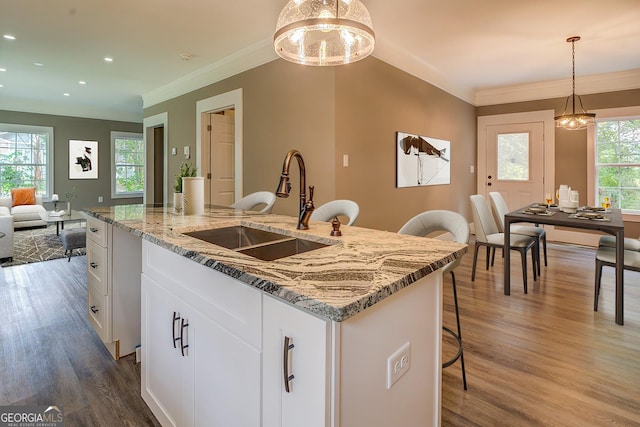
[554, 36, 596, 130]
[274, 0, 375, 66]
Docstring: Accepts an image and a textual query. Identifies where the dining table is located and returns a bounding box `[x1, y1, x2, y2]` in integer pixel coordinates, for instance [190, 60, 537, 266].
[504, 204, 625, 325]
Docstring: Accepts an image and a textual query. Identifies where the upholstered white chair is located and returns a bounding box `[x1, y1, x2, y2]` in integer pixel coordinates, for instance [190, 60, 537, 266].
[594, 247, 640, 311]
[229, 191, 276, 214]
[398, 210, 469, 390]
[598, 235, 640, 251]
[470, 194, 537, 293]
[489, 191, 547, 274]
[0, 207, 14, 260]
[310, 200, 359, 226]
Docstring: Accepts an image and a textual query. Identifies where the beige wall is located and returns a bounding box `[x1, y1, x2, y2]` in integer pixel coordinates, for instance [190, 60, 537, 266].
[0, 109, 142, 210]
[476, 88, 640, 237]
[144, 57, 478, 231]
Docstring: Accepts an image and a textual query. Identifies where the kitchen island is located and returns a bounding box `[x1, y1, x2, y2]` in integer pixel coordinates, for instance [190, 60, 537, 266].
[83, 204, 467, 427]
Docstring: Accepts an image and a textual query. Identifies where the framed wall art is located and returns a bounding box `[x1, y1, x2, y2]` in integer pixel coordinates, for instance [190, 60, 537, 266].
[69, 139, 98, 179]
[396, 131, 450, 187]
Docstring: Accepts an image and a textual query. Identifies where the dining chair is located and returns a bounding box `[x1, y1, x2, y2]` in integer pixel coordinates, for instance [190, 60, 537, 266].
[229, 191, 276, 214]
[594, 246, 640, 311]
[489, 191, 547, 274]
[398, 210, 469, 390]
[598, 235, 640, 251]
[310, 199, 360, 226]
[470, 195, 537, 293]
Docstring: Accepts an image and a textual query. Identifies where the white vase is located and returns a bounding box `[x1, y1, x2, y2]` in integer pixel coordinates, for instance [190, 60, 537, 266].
[173, 192, 183, 213]
[182, 177, 205, 215]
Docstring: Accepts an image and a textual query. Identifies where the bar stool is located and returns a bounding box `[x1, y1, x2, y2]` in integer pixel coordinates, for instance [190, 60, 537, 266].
[399, 210, 468, 390]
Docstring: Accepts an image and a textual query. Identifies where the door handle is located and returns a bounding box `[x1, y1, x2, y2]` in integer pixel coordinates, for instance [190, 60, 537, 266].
[283, 336, 295, 393]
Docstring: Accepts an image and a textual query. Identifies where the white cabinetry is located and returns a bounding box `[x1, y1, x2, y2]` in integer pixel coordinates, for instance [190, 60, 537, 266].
[86, 216, 142, 359]
[141, 241, 261, 427]
[263, 295, 331, 427]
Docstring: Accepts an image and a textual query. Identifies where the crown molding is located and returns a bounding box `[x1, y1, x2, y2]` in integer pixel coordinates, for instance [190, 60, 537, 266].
[143, 39, 278, 109]
[0, 96, 143, 123]
[372, 38, 475, 104]
[474, 69, 640, 106]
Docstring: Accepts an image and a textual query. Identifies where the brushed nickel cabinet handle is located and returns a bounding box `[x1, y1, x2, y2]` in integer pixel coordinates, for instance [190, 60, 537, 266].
[283, 336, 295, 393]
[172, 312, 180, 349]
[180, 318, 189, 356]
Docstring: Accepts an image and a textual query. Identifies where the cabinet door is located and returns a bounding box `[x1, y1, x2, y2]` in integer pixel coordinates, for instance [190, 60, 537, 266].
[141, 274, 194, 427]
[188, 309, 261, 427]
[263, 295, 331, 427]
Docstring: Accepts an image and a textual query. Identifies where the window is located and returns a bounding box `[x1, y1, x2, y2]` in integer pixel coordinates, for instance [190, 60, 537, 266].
[594, 115, 640, 213]
[0, 124, 53, 197]
[497, 132, 530, 181]
[111, 131, 144, 198]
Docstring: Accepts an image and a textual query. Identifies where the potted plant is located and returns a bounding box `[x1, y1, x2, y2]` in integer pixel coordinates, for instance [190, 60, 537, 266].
[173, 162, 197, 212]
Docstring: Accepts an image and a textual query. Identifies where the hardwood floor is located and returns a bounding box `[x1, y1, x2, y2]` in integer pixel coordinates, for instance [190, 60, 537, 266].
[442, 241, 640, 426]
[0, 256, 160, 426]
[1, 242, 639, 426]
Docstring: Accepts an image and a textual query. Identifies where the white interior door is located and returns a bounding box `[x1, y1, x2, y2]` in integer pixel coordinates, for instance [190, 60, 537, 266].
[205, 110, 235, 206]
[478, 111, 555, 212]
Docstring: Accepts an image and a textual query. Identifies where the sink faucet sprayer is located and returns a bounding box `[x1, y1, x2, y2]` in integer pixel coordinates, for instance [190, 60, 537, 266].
[275, 149, 314, 230]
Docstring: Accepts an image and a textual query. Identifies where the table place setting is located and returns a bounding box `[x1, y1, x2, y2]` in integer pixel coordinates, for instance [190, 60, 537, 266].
[570, 210, 611, 221]
[521, 206, 557, 216]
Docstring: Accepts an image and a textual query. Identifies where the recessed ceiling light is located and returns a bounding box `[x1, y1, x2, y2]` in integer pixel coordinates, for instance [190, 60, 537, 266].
[0, 68, 6, 72]
[3, 35, 16, 40]
[104, 57, 113, 62]
[33, 62, 44, 67]
[0, 84, 4, 88]
[78, 80, 86, 85]
[63, 93, 70, 97]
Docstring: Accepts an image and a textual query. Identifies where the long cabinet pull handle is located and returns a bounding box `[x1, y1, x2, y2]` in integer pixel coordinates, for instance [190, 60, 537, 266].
[90, 305, 99, 313]
[172, 312, 180, 349]
[180, 318, 189, 356]
[90, 262, 98, 268]
[283, 336, 295, 393]
[90, 227, 99, 233]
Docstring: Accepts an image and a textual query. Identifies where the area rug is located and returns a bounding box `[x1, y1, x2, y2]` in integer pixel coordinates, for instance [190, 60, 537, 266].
[0, 224, 86, 268]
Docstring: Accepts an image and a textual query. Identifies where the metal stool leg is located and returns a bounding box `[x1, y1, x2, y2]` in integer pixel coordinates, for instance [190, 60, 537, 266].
[442, 270, 467, 390]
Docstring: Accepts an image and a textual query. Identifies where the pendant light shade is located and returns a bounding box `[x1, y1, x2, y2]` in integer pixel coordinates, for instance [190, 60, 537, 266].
[554, 36, 596, 130]
[274, 0, 375, 66]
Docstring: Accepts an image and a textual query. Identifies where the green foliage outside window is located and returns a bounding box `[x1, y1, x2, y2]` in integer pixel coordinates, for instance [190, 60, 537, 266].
[497, 132, 529, 181]
[114, 136, 144, 194]
[0, 130, 48, 196]
[596, 119, 640, 210]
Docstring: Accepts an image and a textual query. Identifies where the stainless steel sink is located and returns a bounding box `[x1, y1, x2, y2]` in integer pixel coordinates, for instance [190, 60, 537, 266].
[238, 238, 328, 261]
[183, 226, 288, 250]
[183, 225, 330, 261]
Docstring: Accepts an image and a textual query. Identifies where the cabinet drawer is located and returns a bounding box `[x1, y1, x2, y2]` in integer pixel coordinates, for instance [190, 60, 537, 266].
[88, 283, 110, 342]
[87, 239, 108, 295]
[87, 217, 108, 246]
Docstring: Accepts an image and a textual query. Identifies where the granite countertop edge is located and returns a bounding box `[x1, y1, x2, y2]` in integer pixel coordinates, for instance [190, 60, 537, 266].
[83, 206, 467, 322]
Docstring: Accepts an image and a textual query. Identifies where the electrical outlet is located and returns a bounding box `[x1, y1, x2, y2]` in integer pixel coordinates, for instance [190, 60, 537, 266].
[98, 196, 103, 203]
[386, 342, 411, 389]
[343, 154, 349, 167]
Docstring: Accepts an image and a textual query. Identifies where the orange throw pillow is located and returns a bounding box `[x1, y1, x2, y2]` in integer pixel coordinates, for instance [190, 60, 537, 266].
[11, 187, 37, 207]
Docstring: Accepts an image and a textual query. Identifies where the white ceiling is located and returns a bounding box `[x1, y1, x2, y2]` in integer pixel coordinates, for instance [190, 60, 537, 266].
[1, 0, 639, 122]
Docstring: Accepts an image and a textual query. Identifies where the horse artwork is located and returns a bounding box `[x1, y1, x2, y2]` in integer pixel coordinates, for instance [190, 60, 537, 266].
[396, 132, 451, 187]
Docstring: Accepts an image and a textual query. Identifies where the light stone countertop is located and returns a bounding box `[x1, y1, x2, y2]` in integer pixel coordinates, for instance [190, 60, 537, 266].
[83, 204, 467, 322]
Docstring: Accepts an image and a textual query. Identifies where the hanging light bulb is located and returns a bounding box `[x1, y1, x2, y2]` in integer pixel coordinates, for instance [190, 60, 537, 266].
[274, 0, 375, 66]
[554, 36, 596, 130]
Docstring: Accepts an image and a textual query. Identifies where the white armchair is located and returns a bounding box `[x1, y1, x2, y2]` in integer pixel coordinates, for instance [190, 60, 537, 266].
[0, 207, 14, 260]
